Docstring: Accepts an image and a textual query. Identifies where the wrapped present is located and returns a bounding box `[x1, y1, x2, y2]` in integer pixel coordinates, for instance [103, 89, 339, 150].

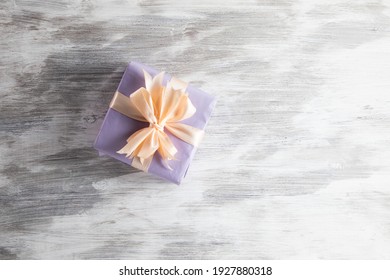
[94, 62, 216, 184]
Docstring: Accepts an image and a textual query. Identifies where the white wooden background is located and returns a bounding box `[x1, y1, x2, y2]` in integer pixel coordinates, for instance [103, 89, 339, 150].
[1, 0, 390, 259]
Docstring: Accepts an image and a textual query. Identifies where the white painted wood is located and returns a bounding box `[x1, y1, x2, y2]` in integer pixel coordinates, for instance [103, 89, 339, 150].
[1, 0, 390, 259]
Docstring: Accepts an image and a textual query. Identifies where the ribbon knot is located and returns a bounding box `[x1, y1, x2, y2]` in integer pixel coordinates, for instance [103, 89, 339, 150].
[149, 122, 164, 131]
[109, 69, 205, 171]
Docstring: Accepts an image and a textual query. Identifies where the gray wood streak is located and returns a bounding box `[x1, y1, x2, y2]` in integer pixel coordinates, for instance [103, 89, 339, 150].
[1, 0, 390, 259]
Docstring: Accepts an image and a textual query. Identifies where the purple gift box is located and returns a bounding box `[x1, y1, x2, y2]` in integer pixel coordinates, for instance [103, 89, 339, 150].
[94, 62, 216, 184]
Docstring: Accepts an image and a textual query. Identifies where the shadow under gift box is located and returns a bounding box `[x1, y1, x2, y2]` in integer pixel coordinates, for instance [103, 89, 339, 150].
[94, 62, 216, 184]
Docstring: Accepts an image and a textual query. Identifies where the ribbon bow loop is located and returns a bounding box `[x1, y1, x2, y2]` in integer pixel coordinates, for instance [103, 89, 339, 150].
[110, 70, 204, 171]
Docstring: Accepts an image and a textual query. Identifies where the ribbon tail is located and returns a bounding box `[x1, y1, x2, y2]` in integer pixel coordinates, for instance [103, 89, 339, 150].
[157, 131, 178, 160]
[131, 131, 174, 172]
[161, 158, 173, 171]
[136, 129, 159, 159]
[165, 122, 204, 147]
[117, 127, 153, 158]
[131, 155, 153, 172]
[118, 128, 160, 172]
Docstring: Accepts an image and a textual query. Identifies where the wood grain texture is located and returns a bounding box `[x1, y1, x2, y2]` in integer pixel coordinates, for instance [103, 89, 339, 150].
[1, 0, 390, 259]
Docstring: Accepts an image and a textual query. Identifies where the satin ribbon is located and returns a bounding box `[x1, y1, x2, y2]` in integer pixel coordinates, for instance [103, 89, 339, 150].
[110, 70, 204, 171]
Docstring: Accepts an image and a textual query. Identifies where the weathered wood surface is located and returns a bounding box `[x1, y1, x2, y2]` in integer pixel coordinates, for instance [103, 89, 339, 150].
[1, 0, 390, 259]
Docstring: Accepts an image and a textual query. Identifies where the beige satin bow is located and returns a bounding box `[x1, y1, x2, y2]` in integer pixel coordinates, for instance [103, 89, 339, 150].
[110, 70, 204, 171]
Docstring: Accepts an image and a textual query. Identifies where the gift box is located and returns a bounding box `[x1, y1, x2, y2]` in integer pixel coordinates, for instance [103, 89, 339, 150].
[94, 62, 216, 184]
